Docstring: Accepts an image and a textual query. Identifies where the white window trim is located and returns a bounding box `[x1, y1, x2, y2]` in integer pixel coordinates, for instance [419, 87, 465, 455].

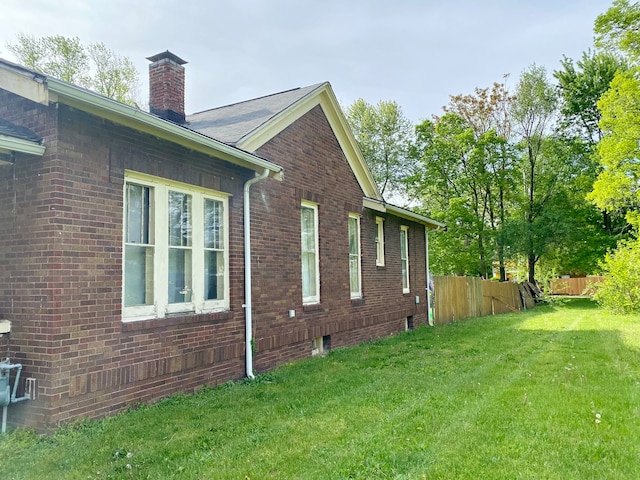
[375, 216, 385, 267]
[301, 201, 320, 305]
[123, 171, 230, 321]
[401, 225, 410, 293]
[349, 213, 362, 299]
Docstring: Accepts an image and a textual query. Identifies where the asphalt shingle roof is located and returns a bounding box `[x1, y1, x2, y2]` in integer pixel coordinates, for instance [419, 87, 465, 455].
[186, 83, 325, 145]
[0, 118, 42, 143]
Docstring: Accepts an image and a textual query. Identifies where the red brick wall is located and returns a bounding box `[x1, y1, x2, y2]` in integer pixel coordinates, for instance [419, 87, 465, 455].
[0, 90, 253, 429]
[0, 91, 427, 430]
[250, 105, 428, 372]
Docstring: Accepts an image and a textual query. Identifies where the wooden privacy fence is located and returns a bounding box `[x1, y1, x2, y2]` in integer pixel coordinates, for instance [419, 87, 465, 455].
[432, 276, 531, 325]
[549, 276, 604, 296]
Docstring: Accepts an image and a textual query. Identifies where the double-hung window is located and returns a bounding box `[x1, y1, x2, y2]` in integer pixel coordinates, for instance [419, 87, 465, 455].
[348, 214, 362, 299]
[301, 202, 319, 304]
[375, 217, 385, 266]
[400, 226, 410, 293]
[124, 172, 229, 320]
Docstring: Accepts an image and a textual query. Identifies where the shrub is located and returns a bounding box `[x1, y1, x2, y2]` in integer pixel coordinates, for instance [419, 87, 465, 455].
[593, 238, 640, 313]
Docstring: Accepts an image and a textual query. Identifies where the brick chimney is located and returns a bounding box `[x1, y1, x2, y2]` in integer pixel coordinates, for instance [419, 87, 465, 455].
[147, 51, 187, 124]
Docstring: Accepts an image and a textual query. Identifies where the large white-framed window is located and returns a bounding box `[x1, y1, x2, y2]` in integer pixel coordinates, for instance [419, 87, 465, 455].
[123, 171, 229, 320]
[348, 213, 362, 299]
[375, 216, 385, 266]
[301, 202, 320, 304]
[400, 226, 410, 293]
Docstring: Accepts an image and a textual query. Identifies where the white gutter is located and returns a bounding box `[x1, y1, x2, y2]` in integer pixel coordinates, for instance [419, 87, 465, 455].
[243, 168, 270, 379]
[0, 135, 45, 156]
[362, 196, 446, 230]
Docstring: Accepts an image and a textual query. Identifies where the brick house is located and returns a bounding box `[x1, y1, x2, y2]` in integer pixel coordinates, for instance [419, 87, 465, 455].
[0, 52, 444, 431]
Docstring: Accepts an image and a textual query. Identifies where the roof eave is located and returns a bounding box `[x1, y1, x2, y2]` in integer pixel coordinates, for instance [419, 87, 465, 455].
[236, 82, 378, 196]
[363, 197, 446, 230]
[45, 77, 284, 181]
[0, 134, 46, 156]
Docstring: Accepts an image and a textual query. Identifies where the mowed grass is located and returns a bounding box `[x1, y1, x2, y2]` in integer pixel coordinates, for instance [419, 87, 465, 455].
[2, 298, 640, 479]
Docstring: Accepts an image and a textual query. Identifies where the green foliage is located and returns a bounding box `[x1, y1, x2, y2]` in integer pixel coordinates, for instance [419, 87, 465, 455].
[555, 51, 625, 144]
[593, 238, 640, 313]
[6, 34, 140, 105]
[595, 0, 640, 61]
[345, 98, 414, 197]
[87, 42, 139, 104]
[3, 300, 640, 479]
[410, 90, 518, 278]
[7, 34, 89, 84]
[589, 67, 640, 227]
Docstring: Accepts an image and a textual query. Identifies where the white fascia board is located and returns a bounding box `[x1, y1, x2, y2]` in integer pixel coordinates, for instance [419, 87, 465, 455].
[0, 134, 45, 156]
[46, 78, 284, 181]
[0, 65, 48, 105]
[363, 196, 446, 230]
[237, 82, 380, 198]
[363, 196, 386, 212]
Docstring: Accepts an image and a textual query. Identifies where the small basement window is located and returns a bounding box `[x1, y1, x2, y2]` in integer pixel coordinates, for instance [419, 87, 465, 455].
[405, 316, 414, 331]
[312, 335, 331, 356]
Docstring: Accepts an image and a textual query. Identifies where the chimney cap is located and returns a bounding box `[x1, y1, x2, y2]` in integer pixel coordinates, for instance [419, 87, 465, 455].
[146, 50, 187, 65]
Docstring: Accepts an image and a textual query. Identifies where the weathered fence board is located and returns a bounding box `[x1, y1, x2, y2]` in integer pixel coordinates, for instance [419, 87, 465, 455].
[549, 276, 604, 296]
[433, 276, 526, 325]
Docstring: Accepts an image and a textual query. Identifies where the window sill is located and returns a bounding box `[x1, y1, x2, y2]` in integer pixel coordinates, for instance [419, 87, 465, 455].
[121, 310, 234, 332]
[351, 298, 365, 307]
[302, 304, 323, 314]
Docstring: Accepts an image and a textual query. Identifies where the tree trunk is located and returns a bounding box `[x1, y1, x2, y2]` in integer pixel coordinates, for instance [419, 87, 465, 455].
[498, 186, 507, 282]
[528, 252, 536, 284]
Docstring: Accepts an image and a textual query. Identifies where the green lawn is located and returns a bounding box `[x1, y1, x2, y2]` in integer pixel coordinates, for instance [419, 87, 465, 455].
[2, 298, 640, 479]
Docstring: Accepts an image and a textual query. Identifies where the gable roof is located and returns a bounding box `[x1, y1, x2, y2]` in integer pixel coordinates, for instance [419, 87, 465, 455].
[188, 83, 323, 146]
[189, 82, 381, 199]
[0, 58, 283, 180]
[0, 57, 443, 229]
[189, 81, 445, 229]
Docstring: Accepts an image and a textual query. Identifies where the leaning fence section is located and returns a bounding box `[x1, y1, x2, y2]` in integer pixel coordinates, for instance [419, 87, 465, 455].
[433, 276, 528, 325]
[549, 276, 604, 296]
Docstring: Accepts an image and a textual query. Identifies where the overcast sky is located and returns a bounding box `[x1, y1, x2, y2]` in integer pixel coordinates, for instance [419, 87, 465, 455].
[1, 0, 612, 123]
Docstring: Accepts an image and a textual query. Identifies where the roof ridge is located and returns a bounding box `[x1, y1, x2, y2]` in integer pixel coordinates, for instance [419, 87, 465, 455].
[189, 83, 325, 117]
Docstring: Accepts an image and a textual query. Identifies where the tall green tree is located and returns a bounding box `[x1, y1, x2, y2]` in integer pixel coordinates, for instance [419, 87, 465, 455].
[410, 112, 512, 278]
[586, 0, 640, 311]
[510, 65, 558, 283]
[590, 0, 640, 227]
[551, 50, 626, 275]
[445, 80, 516, 280]
[555, 51, 625, 144]
[594, 0, 640, 60]
[589, 67, 640, 227]
[345, 99, 414, 198]
[7, 34, 140, 105]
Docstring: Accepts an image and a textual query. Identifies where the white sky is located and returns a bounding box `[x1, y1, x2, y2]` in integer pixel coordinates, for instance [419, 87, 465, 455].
[0, 0, 612, 123]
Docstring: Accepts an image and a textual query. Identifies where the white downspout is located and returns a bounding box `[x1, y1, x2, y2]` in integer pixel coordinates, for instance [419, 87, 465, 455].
[243, 169, 270, 379]
[425, 225, 445, 326]
[426, 227, 432, 326]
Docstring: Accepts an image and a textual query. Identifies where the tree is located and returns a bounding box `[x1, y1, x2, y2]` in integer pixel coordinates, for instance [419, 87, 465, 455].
[586, 0, 640, 312]
[345, 99, 414, 198]
[550, 51, 626, 274]
[555, 51, 625, 144]
[510, 65, 558, 283]
[410, 112, 513, 278]
[594, 0, 640, 61]
[444, 80, 516, 280]
[7, 34, 139, 105]
[589, 67, 640, 227]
